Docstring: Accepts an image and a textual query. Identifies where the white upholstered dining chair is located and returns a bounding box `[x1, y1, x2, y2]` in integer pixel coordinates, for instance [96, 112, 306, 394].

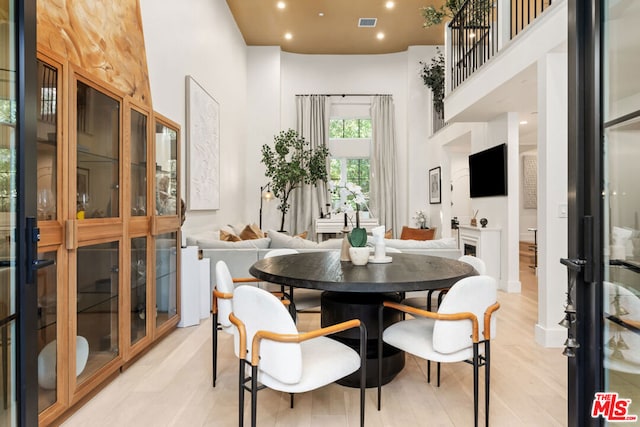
[212, 257, 297, 387]
[402, 255, 487, 310]
[263, 248, 324, 314]
[378, 275, 499, 427]
[230, 285, 368, 427]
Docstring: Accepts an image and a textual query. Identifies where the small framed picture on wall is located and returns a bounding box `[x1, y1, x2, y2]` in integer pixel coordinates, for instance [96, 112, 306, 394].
[429, 166, 441, 204]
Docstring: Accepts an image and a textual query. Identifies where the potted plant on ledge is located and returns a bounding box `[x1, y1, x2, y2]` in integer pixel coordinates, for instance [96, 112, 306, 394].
[261, 129, 330, 232]
[419, 50, 445, 115]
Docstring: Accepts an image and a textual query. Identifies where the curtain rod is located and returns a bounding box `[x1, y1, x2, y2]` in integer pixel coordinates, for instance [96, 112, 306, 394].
[296, 94, 391, 97]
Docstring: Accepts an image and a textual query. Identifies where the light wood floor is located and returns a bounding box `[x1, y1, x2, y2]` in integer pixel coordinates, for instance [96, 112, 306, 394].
[62, 269, 566, 426]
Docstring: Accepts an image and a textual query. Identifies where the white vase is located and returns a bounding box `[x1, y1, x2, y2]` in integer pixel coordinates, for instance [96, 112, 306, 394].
[349, 247, 370, 266]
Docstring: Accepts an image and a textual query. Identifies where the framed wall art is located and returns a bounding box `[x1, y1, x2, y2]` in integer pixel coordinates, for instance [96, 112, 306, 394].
[429, 166, 441, 204]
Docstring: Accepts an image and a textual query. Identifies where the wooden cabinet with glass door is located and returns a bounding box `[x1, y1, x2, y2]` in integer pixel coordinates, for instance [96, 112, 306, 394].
[124, 102, 153, 360]
[152, 115, 181, 337]
[35, 51, 182, 425]
[69, 70, 124, 402]
[35, 54, 68, 425]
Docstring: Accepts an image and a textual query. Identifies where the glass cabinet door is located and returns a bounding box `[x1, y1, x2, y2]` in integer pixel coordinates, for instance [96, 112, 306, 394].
[76, 241, 119, 383]
[155, 232, 177, 328]
[151, 115, 180, 335]
[131, 109, 147, 217]
[154, 122, 177, 216]
[76, 81, 120, 219]
[37, 60, 58, 221]
[130, 237, 147, 345]
[37, 251, 58, 413]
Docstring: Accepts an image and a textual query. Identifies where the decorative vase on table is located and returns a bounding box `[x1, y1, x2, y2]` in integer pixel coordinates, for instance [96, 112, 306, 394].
[349, 247, 370, 266]
[348, 211, 369, 265]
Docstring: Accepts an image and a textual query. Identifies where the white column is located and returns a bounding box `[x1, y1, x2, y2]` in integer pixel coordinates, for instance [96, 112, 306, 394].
[505, 112, 521, 292]
[535, 52, 568, 347]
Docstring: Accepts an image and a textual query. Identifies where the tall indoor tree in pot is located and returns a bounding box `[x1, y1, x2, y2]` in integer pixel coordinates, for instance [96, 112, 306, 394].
[261, 129, 330, 232]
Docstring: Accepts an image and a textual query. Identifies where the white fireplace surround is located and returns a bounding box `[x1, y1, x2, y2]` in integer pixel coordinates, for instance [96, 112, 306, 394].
[458, 225, 501, 282]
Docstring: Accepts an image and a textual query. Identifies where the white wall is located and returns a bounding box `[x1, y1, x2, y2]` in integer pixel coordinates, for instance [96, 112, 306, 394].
[407, 46, 440, 234]
[139, 0, 249, 236]
[248, 47, 437, 235]
[450, 151, 471, 223]
[246, 47, 282, 230]
[535, 52, 568, 347]
[140, 2, 442, 238]
[472, 114, 521, 292]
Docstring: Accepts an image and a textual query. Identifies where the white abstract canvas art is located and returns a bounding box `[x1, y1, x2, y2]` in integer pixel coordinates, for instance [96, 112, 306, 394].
[186, 75, 220, 210]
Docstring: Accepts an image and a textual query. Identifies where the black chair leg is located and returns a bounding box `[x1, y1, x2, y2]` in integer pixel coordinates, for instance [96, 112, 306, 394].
[426, 290, 434, 311]
[251, 365, 259, 427]
[377, 305, 383, 411]
[437, 362, 441, 387]
[360, 323, 367, 427]
[437, 291, 446, 307]
[238, 359, 245, 427]
[212, 312, 218, 387]
[473, 343, 479, 427]
[290, 393, 294, 408]
[485, 341, 491, 427]
[288, 286, 296, 319]
[427, 360, 431, 383]
[2, 323, 6, 409]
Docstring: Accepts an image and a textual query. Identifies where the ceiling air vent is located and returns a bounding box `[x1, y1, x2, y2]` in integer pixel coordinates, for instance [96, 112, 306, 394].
[358, 18, 377, 28]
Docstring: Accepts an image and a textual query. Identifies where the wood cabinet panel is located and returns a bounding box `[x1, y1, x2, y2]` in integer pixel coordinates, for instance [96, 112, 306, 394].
[36, 54, 181, 426]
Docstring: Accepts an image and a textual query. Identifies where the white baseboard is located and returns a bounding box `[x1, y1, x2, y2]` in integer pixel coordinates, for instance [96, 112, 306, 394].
[534, 323, 566, 348]
[500, 279, 521, 293]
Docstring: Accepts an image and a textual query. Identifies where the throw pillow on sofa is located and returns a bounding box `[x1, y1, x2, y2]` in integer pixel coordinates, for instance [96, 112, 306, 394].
[267, 230, 343, 250]
[267, 229, 320, 249]
[239, 223, 265, 240]
[384, 237, 456, 250]
[220, 229, 242, 242]
[400, 226, 436, 241]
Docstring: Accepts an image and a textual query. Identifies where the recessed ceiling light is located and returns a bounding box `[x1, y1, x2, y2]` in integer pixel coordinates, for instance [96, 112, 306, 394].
[377, 32, 385, 40]
[386, 1, 395, 8]
[520, 120, 528, 125]
[318, 12, 324, 17]
[277, 1, 286, 9]
[284, 32, 293, 40]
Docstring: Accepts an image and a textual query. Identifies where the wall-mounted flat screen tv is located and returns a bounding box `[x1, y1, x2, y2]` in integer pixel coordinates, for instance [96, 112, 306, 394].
[469, 143, 508, 198]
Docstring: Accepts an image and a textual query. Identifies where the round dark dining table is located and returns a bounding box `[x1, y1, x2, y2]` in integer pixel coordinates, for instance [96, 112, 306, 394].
[249, 251, 475, 387]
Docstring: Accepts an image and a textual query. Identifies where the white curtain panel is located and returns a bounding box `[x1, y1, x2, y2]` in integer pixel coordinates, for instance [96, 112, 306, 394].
[370, 95, 398, 235]
[291, 95, 330, 237]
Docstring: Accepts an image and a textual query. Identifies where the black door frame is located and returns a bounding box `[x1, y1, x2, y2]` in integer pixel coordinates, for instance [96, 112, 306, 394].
[567, 0, 604, 426]
[16, 0, 38, 424]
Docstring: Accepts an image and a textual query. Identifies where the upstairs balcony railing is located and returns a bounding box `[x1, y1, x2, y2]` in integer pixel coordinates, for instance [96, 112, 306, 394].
[448, 0, 554, 91]
[449, 0, 498, 91]
[512, 0, 554, 38]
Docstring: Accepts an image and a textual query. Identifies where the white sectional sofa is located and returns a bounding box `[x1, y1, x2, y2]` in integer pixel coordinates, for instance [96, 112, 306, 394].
[184, 228, 462, 293]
